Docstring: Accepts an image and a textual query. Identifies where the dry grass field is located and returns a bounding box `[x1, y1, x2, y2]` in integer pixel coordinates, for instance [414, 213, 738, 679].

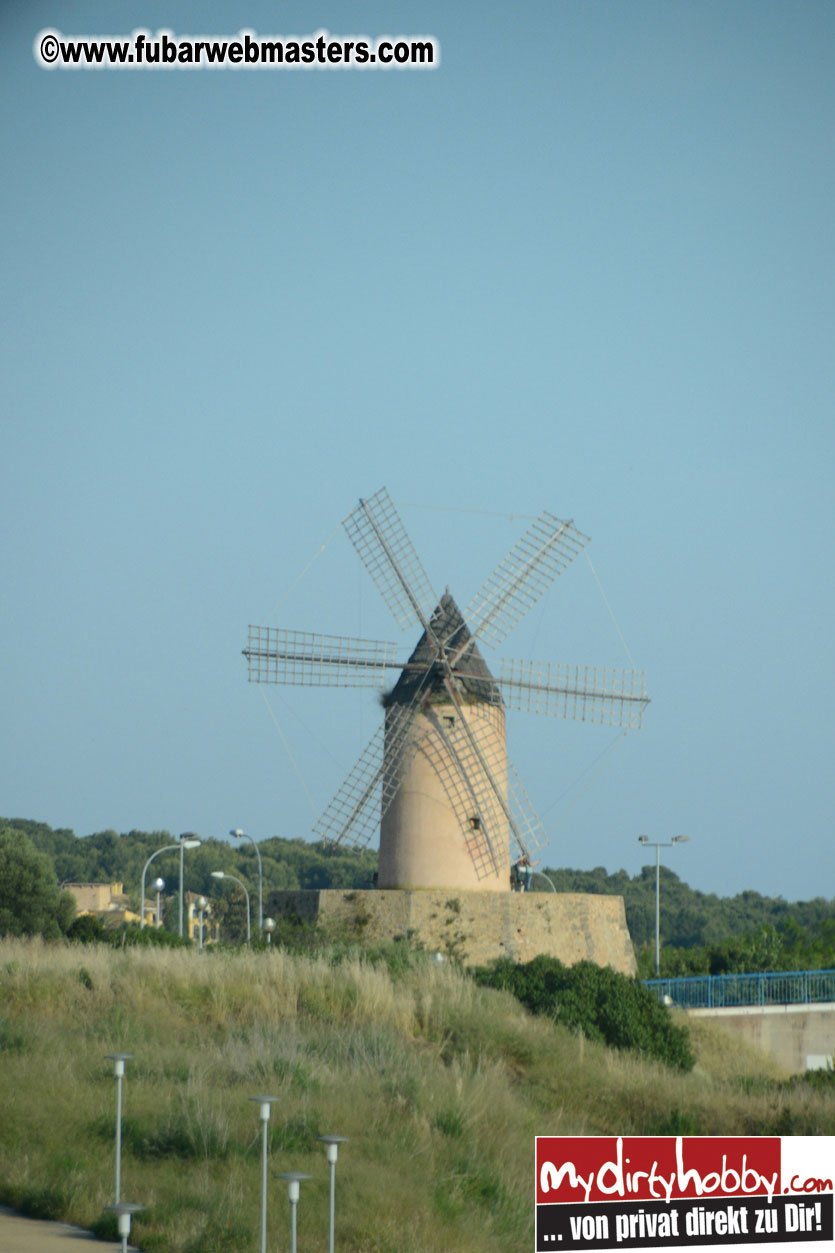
[0, 938, 831, 1252]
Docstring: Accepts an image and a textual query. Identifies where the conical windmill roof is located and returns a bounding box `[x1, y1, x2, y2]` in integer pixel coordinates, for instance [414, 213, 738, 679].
[384, 590, 502, 708]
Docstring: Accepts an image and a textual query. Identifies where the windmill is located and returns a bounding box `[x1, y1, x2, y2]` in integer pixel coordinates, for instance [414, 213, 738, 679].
[244, 488, 649, 892]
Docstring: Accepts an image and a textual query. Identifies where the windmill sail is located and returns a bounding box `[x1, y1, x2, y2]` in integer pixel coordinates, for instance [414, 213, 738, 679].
[498, 659, 648, 728]
[463, 513, 589, 652]
[418, 705, 508, 880]
[314, 699, 425, 849]
[312, 725, 384, 849]
[342, 487, 437, 632]
[244, 626, 398, 688]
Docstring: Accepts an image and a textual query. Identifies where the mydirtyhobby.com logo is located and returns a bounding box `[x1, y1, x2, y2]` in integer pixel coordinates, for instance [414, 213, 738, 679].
[535, 1137, 834, 1251]
[34, 28, 439, 71]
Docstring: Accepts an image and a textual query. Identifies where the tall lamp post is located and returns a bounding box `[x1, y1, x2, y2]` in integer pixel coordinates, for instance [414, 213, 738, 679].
[318, 1135, 348, 1253]
[211, 870, 251, 944]
[230, 828, 263, 933]
[638, 834, 690, 974]
[178, 832, 201, 938]
[105, 1053, 133, 1204]
[249, 1095, 279, 1253]
[140, 838, 201, 930]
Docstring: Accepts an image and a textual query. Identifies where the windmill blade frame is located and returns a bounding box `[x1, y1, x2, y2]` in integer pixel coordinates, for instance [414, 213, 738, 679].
[498, 658, 649, 728]
[314, 691, 430, 849]
[419, 705, 508, 880]
[505, 760, 548, 864]
[244, 625, 400, 688]
[461, 513, 590, 654]
[342, 486, 438, 633]
[438, 672, 539, 864]
[313, 724, 386, 850]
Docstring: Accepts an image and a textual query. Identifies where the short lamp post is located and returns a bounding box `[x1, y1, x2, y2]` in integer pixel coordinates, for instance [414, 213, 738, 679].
[318, 1135, 348, 1253]
[211, 870, 251, 944]
[105, 1053, 133, 1204]
[638, 834, 690, 975]
[275, 1172, 311, 1253]
[263, 917, 276, 946]
[249, 1095, 279, 1253]
[104, 1202, 144, 1253]
[230, 827, 263, 932]
[152, 877, 165, 929]
[196, 896, 209, 950]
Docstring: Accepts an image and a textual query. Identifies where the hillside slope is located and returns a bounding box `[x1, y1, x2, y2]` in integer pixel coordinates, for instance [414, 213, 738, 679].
[0, 939, 832, 1253]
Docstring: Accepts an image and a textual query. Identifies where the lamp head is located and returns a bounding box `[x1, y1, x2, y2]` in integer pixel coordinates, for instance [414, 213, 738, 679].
[105, 1052, 133, 1077]
[318, 1133, 348, 1164]
[105, 1202, 144, 1236]
[275, 1171, 311, 1203]
[249, 1093, 279, 1120]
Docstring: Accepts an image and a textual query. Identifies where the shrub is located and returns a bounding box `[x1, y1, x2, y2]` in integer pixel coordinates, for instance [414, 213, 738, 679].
[472, 956, 695, 1071]
[0, 1015, 29, 1053]
[67, 914, 106, 943]
[109, 923, 191, 949]
[66, 918, 190, 948]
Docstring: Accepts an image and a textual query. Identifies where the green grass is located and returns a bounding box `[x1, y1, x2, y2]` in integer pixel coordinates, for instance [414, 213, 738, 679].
[0, 938, 832, 1251]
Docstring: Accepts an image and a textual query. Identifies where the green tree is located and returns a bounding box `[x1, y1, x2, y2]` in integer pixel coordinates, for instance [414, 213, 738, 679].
[0, 828, 75, 939]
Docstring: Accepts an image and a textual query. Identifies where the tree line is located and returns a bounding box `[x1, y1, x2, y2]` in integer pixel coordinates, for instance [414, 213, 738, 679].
[0, 818, 376, 943]
[0, 818, 832, 970]
[542, 864, 835, 977]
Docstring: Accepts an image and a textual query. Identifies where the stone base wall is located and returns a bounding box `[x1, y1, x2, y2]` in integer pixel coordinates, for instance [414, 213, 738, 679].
[266, 888, 637, 974]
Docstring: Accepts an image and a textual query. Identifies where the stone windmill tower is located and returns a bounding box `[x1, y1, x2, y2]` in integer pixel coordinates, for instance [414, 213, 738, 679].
[244, 488, 649, 893]
[379, 589, 511, 890]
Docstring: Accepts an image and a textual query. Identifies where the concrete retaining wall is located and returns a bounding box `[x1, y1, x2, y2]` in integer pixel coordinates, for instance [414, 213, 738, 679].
[265, 888, 637, 974]
[688, 1004, 835, 1073]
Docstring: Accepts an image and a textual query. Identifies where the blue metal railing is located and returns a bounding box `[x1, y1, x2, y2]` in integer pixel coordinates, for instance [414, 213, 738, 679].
[644, 969, 835, 1010]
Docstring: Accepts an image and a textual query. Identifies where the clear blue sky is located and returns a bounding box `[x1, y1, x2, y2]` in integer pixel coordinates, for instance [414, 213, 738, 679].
[2, 1, 833, 901]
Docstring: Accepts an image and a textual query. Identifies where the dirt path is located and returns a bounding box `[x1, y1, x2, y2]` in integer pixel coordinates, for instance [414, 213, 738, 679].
[0, 1205, 137, 1250]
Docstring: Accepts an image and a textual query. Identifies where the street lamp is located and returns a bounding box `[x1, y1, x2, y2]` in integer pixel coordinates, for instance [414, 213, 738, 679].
[211, 870, 251, 944]
[531, 871, 556, 893]
[249, 1095, 279, 1253]
[104, 1053, 133, 1204]
[178, 832, 201, 938]
[104, 1202, 144, 1253]
[318, 1135, 348, 1253]
[152, 878, 165, 929]
[263, 917, 276, 946]
[275, 1172, 311, 1253]
[140, 838, 200, 930]
[638, 835, 690, 975]
[230, 828, 263, 933]
[195, 895, 209, 951]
